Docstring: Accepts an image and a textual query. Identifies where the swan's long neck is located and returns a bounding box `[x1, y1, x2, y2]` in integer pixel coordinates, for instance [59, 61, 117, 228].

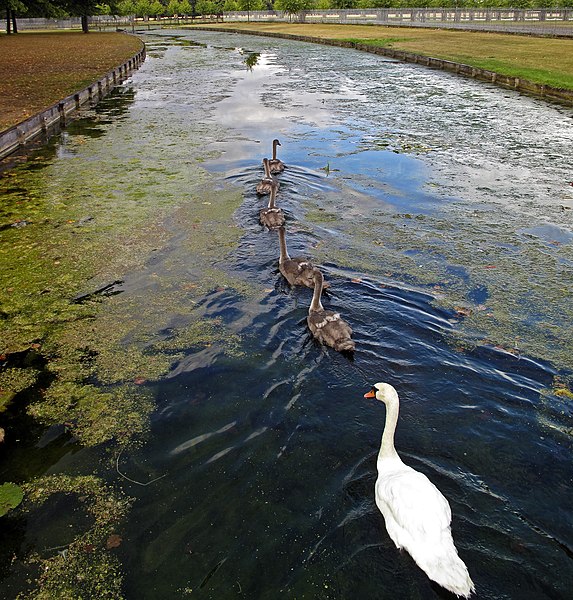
[310, 270, 324, 312]
[278, 227, 290, 262]
[379, 394, 400, 460]
[268, 187, 277, 209]
[272, 140, 279, 160]
[263, 159, 271, 178]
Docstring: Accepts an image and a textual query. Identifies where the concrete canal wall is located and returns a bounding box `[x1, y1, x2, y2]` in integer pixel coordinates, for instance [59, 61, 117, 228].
[0, 42, 146, 161]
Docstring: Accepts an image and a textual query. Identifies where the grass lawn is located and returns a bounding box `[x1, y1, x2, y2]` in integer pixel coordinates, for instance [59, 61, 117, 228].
[0, 32, 143, 131]
[199, 22, 573, 91]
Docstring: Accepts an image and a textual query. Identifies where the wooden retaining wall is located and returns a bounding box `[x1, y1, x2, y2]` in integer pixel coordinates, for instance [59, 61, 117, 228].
[0, 43, 146, 161]
[198, 27, 573, 106]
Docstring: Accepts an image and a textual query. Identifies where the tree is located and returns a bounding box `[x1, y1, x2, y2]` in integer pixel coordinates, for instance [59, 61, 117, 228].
[237, 0, 264, 11]
[330, 0, 356, 8]
[275, 0, 312, 17]
[58, 0, 120, 32]
[148, 0, 163, 16]
[1, 0, 26, 33]
[196, 0, 218, 14]
[116, 0, 136, 14]
[166, 0, 181, 14]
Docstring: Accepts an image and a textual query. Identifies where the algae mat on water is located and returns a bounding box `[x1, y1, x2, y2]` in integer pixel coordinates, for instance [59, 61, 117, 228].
[198, 22, 573, 91]
[0, 32, 143, 131]
[0, 95, 250, 595]
[0, 146, 247, 445]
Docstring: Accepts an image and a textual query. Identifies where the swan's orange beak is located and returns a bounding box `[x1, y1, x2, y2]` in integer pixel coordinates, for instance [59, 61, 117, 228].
[364, 389, 376, 399]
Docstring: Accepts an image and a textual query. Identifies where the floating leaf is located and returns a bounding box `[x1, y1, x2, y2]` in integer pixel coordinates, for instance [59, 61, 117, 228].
[0, 482, 24, 516]
[453, 305, 472, 317]
[106, 534, 123, 549]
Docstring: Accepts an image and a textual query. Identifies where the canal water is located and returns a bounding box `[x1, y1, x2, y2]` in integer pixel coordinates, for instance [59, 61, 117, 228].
[1, 29, 572, 599]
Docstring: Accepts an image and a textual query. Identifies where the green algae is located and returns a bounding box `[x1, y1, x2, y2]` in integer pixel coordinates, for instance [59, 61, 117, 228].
[0, 110, 250, 445]
[0, 368, 41, 411]
[0, 108, 251, 596]
[0, 483, 24, 516]
[554, 387, 573, 400]
[29, 383, 154, 447]
[303, 179, 573, 373]
[304, 206, 339, 224]
[538, 377, 573, 438]
[16, 475, 131, 600]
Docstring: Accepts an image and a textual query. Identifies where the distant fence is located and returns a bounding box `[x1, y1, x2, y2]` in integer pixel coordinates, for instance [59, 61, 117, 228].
[228, 7, 573, 24]
[14, 8, 573, 36]
[225, 8, 573, 35]
[15, 16, 134, 30]
[14, 15, 220, 31]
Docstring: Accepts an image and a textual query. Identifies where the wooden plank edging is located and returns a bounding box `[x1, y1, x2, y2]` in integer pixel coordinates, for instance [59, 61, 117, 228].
[0, 40, 146, 161]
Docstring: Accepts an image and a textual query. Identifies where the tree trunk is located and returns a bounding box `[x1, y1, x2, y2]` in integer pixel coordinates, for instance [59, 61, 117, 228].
[12, 11, 18, 33]
[6, 8, 12, 34]
[81, 14, 89, 33]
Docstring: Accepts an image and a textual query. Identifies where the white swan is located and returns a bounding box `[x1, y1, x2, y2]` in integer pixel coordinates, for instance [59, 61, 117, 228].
[364, 382, 475, 598]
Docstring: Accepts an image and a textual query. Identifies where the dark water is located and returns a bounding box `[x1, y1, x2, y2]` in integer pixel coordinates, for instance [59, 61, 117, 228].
[2, 30, 573, 599]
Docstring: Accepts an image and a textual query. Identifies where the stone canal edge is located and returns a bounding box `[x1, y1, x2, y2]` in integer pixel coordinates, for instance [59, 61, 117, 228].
[0, 37, 146, 161]
[196, 26, 573, 107]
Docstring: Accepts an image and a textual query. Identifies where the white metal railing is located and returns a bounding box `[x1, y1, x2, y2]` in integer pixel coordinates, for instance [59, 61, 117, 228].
[14, 9, 573, 36]
[225, 8, 573, 35]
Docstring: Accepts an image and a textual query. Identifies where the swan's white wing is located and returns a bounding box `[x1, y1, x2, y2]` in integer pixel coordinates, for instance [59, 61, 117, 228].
[376, 464, 474, 597]
[375, 464, 452, 548]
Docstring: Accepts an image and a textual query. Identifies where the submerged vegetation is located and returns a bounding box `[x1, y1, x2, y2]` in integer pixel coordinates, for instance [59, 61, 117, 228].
[1, 27, 572, 600]
[0, 77, 249, 594]
[0, 110, 248, 445]
[17, 475, 131, 600]
[303, 168, 573, 376]
[202, 22, 573, 91]
[0, 482, 23, 516]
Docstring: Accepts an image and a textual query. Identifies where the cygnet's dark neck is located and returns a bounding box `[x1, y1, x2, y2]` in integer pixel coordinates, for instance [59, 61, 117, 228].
[278, 227, 290, 261]
[268, 187, 277, 209]
[310, 270, 324, 312]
